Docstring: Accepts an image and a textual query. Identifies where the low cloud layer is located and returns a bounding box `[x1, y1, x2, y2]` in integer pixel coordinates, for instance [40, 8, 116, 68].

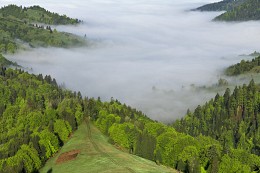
[4, 0, 260, 122]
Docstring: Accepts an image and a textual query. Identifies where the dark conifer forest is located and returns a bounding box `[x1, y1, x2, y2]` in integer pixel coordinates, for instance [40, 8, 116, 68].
[195, 0, 260, 21]
[1, 65, 260, 172]
[1, 2, 260, 173]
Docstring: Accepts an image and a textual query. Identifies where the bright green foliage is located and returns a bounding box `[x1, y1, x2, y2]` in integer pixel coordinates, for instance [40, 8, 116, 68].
[54, 119, 72, 142]
[109, 123, 133, 148]
[96, 111, 120, 134]
[6, 43, 16, 53]
[1, 144, 41, 172]
[92, 96, 260, 173]
[144, 122, 166, 137]
[38, 128, 59, 158]
[0, 5, 85, 54]
[228, 149, 260, 171]
[173, 80, 260, 152]
[94, 101, 219, 171]
[2, 57, 260, 173]
[56, 98, 81, 130]
[0, 67, 85, 172]
[17, 145, 42, 172]
[40, 121, 178, 173]
[218, 154, 251, 173]
[178, 146, 199, 162]
[0, 5, 81, 25]
[225, 56, 260, 76]
[173, 80, 260, 172]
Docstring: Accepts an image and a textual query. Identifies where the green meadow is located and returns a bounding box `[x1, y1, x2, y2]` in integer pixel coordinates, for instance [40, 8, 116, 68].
[40, 121, 177, 173]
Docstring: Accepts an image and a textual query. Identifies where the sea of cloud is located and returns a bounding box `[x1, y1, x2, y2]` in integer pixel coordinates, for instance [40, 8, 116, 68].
[3, 0, 260, 122]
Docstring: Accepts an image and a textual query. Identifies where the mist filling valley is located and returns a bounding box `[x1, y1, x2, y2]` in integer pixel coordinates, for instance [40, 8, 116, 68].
[4, 0, 260, 122]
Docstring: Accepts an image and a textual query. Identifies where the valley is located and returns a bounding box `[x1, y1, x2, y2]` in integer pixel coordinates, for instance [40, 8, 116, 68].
[1, 0, 260, 172]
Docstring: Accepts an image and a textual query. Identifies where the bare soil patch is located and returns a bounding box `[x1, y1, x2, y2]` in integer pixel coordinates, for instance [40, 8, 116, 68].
[56, 150, 80, 164]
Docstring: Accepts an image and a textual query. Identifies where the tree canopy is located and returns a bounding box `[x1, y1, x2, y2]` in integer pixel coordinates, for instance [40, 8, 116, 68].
[0, 5, 85, 54]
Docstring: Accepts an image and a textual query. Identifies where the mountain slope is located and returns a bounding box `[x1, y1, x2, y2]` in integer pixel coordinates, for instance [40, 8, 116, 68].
[173, 80, 260, 157]
[195, 0, 260, 21]
[1, 61, 259, 172]
[195, 0, 246, 11]
[0, 5, 84, 54]
[215, 0, 260, 21]
[0, 54, 17, 66]
[40, 120, 176, 173]
[0, 4, 81, 25]
[225, 56, 260, 76]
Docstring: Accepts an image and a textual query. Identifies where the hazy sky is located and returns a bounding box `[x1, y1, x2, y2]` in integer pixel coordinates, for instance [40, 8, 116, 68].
[3, 0, 260, 122]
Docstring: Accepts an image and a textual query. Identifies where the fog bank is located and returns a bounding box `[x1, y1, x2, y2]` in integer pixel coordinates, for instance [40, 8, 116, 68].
[3, 0, 260, 122]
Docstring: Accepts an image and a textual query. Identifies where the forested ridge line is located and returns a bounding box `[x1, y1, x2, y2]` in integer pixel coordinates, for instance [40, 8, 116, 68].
[0, 66, 85, 172]
[0, 65, 175, 172]
[0, 4, 85, 54]
[0, 4, 81, 25]
[225, 56, 260, 76]
[214, 0, 260, 21]
[195, 0, 246, 12]
[1, 53, 260, 173]
[93, 88, 260, 172]
[173, 80, 260, 171]
[195, 0, 260, 21]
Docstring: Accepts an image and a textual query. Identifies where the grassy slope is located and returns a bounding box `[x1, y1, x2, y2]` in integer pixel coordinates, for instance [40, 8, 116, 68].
[40, 121, 177, 173]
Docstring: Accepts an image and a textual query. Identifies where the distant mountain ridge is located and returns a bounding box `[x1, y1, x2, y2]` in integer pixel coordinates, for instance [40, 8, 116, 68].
[225, 56, 260, 76]
[195, 0, 260, 21]
[0, 4, 84, 54]
[195, 0, 246, 11]
[0, 4, 81, 25]
[215, 0, 260, 21]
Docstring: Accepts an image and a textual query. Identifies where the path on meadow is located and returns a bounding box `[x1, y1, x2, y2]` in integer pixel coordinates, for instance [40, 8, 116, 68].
[85, 117, 136, 173]
[40, 118, 176, 173]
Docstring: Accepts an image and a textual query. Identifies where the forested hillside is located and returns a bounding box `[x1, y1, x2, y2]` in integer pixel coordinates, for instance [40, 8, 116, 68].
[93, 93, 260, 172]
[1, 63, 259, 172]
[225, 56, 260, 76]
[195, 0, 260, 21]
[173, 80, 260, 161]
[0, 5, 81, 25]
[2, 2, 260, 173]
[214, 0, 260, 21]
[0, 67, 86, 172]
[0, 54, 17, 67]
[195, 0, 245, 11]
[0, 5, 84, 54]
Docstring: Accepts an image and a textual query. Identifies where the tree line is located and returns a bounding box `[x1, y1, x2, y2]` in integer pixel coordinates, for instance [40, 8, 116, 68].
[93, 94, 260, 173]
[0, 67, 86, 172]
[225, 56, 260, 76]
[1, 58, 260, 172]
[215, 0, 260, 21]
[195, 0, 246, 12]
[0, 5, 85, 54]
[173, 80, 260, 172]
[195, 0, 260, 21]
[0, 5, 81, 25]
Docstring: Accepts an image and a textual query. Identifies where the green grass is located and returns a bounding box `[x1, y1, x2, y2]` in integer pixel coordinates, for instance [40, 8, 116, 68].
[40, 121, 177, 173]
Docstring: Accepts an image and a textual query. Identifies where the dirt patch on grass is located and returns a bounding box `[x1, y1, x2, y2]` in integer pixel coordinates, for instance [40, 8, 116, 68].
[56, 150, 80, 164]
